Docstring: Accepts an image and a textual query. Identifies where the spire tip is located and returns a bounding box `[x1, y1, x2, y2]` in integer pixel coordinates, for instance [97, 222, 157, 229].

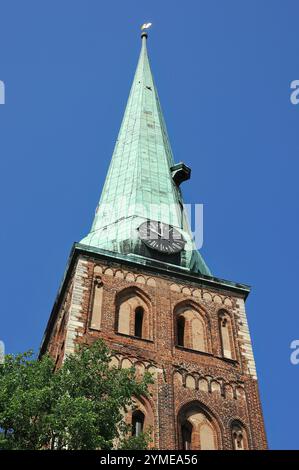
[140, 22, 152, 39]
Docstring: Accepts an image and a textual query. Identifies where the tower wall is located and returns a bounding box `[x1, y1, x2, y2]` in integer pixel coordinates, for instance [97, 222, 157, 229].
[44, 251, 267, 450]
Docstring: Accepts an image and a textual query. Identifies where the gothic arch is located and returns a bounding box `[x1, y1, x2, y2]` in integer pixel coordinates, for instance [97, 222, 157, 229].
[177, 401, 222, 450]
[128, 395, 156, 446]
[89, 267, 104, 330]
[218, 309, 236, 360]
[229, 419, 250, 450]
[174, 300, 211, 353]
[115, 287, 153, 340]
[116, 285, 151, 306]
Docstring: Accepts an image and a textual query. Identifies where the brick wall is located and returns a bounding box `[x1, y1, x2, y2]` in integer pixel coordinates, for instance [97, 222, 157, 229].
[45, 254, 267, 450]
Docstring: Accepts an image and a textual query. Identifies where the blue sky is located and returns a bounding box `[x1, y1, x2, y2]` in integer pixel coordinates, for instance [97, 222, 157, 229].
[0, 0, 298, 449]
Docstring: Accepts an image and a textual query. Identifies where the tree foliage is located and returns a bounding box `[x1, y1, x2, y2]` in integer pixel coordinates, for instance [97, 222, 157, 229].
[0, 340, 153, 450]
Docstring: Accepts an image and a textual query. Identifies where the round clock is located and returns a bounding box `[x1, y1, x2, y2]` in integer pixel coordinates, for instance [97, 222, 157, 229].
[137, 220, 186, 254]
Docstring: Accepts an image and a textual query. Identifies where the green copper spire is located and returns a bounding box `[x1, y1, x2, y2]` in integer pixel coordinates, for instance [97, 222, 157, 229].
[81, 30, 211, 276]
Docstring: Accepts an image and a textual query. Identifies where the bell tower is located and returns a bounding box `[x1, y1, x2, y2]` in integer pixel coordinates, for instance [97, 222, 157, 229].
[40, 28, 267, 450]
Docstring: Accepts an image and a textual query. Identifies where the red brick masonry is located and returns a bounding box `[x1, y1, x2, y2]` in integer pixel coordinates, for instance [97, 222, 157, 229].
[42, 250, 267, 450]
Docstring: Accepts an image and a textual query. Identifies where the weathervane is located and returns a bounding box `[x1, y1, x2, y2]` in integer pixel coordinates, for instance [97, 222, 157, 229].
[140, 22, 152, 38]
[141, 22, 152, 31]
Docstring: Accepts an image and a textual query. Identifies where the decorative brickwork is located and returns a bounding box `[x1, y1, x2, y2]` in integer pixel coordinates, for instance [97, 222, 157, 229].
[42, 250, 267, 450]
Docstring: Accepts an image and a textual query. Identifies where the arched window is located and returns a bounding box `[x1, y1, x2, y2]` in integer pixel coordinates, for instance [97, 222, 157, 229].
[134, 307, 144, 338]
[116, 289, 152, 340]
[231, 421, 248, 450]
[219, 310, 235, 359]
[129, 397, 155, 446]
[178, 402, 219, 450]
[177, 316, 185, 346]
[132, 410, 145, 437]
[176, 307, 208, 352]
[89, 277, 103, 330]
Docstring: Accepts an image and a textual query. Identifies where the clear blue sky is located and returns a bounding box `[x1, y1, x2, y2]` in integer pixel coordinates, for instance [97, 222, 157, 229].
[0, 0, 298, 450]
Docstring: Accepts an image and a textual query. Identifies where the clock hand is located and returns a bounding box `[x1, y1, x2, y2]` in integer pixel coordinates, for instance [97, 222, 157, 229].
[150, 229, 162, 238]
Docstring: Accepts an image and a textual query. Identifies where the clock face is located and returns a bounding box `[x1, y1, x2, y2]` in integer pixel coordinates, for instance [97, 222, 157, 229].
[138, 220, 186, 254]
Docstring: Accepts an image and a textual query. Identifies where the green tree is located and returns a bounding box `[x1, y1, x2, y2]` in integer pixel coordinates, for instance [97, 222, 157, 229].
[0, 340, 153, 450]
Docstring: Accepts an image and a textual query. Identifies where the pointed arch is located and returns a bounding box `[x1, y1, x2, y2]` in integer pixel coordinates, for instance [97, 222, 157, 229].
[128, 395, 156, 446]
[230, 420, 249, 450]
[218, 309, 235, 359]
[178, 401, 221, 450]
[115, 287, 152, 340]
[89, 267, 104, 330]
[174, 300, 210, 353]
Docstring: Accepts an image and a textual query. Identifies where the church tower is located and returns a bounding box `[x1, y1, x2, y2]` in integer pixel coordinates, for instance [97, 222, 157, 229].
[40, 29, 267, 450]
